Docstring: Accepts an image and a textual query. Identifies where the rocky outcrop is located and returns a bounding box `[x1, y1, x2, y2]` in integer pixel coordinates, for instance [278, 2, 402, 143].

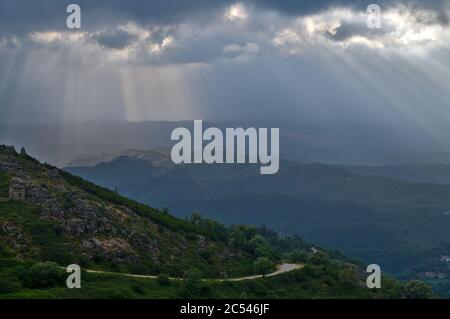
[48, 168, 61, 179]
[27, 183, 116, 236]
[0, 222, 32, 257]
[27, 184, 65, 219]
[197, 235, 208, 251]
[0, 156, 32, 181]
[62, 217, 114, 236]
[82, 237, 138, 263]
[0, 146, 252, 277]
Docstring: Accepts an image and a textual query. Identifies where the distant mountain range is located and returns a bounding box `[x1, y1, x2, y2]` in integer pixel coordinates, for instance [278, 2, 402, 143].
[3, 120, 450, 167]
[64, 149, 173, 168]
[65, 149, 450, 289]
[341, 164, 450, 185]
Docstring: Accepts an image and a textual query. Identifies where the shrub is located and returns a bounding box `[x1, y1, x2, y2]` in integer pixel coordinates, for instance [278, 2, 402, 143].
[309, 251, 330, 265]
[337, 265, 360, 288]
[17, 262, 64, 288]
[40, 244, 75, 265]
[179, 268, 206, 298]
[157, 274, 171, 286]
[0, 276, 20, 294]
[253, 257, 274, 277]
[90, 287, 135, 299]
[130, 284, 145, 295]
[286, 249, 308, 263]
[404, 280, 435, 299]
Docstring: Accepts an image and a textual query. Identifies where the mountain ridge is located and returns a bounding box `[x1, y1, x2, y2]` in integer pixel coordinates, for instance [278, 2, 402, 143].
[65, 151, 450, 289]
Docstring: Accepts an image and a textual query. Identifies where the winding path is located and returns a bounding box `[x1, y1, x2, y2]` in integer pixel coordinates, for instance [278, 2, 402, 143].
[84, 263, 304, 282]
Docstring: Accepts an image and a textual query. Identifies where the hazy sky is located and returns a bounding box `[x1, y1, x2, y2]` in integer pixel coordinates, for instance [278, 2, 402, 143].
[0, 0, 449, 145]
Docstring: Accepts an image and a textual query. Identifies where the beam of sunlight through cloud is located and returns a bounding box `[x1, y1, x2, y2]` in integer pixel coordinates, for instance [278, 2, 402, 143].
[0, 1, 449, 157]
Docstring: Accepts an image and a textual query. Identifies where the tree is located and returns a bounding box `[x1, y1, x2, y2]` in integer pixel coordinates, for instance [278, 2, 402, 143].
[179, 268, 206, 298]
[309, 251, 330, 265]
[287, 249, 308, 263]
[248, 235, 268, 250]
[253, 257, 274, 277]
[189, 212, 203, 225]
[229, 228, 247, 250]
[249, 235, 272, 258]
[338, 265, 361, 288]
[20, 147, 27, 156]
[255, 245, 272, 258]
[404, 280, 434, 299]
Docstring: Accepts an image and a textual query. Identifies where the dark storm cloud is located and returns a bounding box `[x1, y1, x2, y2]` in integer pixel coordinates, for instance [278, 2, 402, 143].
[254, 0, 449, 15]
[325, 22, 387, 42]
[0, 0, 449, 144]
[0, 0, 448, 37]
[438, 10, 450, 25]
[0, 0, 233, 36]
[91, 29, 139, 49]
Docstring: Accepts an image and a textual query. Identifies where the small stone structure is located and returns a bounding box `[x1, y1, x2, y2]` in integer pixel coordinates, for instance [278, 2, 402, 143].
[9, 177, 26, 200]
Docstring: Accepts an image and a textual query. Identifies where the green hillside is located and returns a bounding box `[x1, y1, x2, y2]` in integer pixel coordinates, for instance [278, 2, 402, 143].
[0, 145, 261, 278]
[0, 145, 433, 298]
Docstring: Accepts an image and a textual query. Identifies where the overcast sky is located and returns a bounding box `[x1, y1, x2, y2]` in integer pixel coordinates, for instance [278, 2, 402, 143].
[0, 0, 449, 148]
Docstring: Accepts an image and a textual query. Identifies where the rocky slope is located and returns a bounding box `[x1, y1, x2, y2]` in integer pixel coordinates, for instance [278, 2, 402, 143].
[0, 145, 255, 278]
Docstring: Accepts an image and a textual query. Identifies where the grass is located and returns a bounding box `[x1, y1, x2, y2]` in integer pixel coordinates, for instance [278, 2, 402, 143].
[0, 266, 397, 299]
[0, 172, 9, 198]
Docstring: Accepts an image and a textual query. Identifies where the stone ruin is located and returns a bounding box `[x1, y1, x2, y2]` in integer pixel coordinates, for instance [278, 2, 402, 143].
[9, 177, 26, 200]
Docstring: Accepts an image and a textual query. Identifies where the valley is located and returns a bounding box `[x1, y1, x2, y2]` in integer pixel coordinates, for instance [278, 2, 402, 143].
[64, 149, 450, 297]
